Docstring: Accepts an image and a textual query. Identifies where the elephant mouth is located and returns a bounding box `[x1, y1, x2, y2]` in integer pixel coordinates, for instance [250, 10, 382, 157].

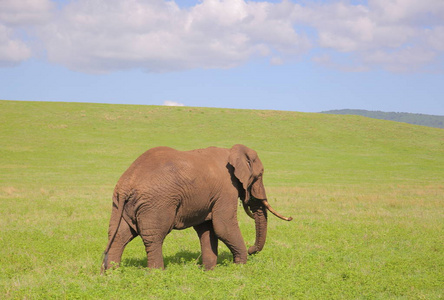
[243, 198, 293, 221]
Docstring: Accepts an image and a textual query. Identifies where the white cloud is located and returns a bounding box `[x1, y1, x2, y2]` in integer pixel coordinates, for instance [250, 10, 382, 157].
[38, 0, 310, 73]
[163, 100, 185, 107]
[270, 56, 284, 66]
[0, 0, 53, 26]
[424, 26, 444, 52]
[0, 0, 53, 66]
[362, 47, 438, 73]
[0, 24, 32, 67]
[296, 0, 444, 72]
[0, 0, 443, 73]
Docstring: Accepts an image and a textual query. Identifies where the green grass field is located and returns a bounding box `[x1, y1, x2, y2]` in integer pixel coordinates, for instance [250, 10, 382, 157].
[1, 100, 443, 299]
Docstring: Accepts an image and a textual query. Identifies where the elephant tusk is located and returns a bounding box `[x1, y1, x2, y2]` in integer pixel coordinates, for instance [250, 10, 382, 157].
[242, 201, 255, 219]
[262, 199, 293, 221]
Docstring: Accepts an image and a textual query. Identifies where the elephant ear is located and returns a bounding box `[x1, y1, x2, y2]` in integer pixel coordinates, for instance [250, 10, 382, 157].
[228, 144, 254, 201]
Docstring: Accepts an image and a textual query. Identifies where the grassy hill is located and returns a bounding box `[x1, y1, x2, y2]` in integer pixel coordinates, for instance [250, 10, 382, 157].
[322, 109, 444, 129]
[1, 100, 443, 299]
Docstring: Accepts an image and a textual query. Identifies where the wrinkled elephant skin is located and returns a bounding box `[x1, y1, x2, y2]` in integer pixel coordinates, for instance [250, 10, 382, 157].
[102, 144, 292, 272]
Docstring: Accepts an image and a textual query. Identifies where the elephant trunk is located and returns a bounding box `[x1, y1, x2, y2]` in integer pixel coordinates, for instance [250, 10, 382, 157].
[248, 199, 268, 255]
[246, 177, 293, 255]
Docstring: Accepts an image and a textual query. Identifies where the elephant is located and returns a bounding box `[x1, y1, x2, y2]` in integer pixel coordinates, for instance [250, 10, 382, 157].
[101, 144, 292, 272]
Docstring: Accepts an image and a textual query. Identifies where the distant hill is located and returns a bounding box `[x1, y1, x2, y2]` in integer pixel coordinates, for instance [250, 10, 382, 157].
[321, 109, 444, 129]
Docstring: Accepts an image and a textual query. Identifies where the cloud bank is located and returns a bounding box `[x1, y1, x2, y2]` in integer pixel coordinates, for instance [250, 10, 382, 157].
[1, 0, 443, 72]
[0, 0, 53, 66]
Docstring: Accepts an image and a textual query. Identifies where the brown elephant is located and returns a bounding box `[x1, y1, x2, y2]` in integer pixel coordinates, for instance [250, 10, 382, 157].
[102, 144, 292, 272]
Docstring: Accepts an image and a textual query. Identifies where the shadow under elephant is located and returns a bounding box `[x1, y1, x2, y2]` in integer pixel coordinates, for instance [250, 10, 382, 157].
[122, 250, 234, 269]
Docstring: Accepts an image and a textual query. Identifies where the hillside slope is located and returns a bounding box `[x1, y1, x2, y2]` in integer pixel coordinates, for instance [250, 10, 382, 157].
[2, 100, 442, 189]
[322, 109, 444, 128]
[1, 100, 443, 299]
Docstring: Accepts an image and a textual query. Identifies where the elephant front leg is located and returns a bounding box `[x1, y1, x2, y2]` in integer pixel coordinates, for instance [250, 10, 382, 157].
[212, 213, 247, 265]
[194, 221, 218, 270]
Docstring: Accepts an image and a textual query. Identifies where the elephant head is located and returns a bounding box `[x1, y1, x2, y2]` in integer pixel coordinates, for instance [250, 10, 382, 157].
[228, 144, 292, 255]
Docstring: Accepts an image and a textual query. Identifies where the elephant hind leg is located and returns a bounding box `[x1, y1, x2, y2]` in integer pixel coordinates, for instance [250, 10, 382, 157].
[137, 204, 176, 269]
[140, 232, 167, 269]
[104, 219, 138, 270]
[194, 221, 218, 270]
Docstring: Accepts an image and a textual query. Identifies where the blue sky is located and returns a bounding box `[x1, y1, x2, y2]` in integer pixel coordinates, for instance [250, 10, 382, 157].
[1, 0, 443, 115]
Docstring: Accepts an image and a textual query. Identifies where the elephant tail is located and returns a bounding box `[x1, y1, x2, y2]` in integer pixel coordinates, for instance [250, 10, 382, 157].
[101, 192, 126, 273]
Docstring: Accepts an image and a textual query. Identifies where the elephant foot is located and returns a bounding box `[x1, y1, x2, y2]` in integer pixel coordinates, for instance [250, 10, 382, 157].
[233, 254, 247, 264]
